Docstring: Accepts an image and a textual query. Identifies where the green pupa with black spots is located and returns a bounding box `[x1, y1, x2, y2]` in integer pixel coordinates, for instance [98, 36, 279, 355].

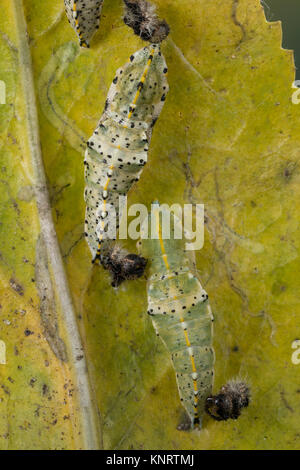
[84, 45, 169, 262]
[139, 202, 215, 429]
[64, 0, 104, 47]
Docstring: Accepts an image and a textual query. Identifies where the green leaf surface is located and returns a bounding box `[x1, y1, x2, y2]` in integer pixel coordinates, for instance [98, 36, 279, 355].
[1, 0, 300, 450]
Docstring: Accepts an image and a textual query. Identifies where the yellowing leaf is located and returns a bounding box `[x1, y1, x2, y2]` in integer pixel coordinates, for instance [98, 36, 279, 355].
[1, 0, 300, 450]
[0, 0, 100, 450]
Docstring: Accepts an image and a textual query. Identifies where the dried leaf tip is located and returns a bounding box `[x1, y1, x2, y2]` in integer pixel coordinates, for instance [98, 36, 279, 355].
[123, 0, 170, 43]
[205, 380, 250, 422]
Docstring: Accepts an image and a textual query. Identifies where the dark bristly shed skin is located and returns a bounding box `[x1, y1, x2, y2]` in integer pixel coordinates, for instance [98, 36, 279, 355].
[205, 380, 250, 421]
[123, 0, 170, 43]
[101, 245, 147, 287]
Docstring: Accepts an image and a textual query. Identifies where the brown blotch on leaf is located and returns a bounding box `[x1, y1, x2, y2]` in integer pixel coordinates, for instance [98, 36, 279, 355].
[9, 278, 24, 296]
[24, 328, 34, 337]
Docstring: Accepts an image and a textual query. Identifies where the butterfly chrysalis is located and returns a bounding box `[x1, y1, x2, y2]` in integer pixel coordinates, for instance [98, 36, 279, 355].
[205, 379, 250, 421]
[84, 42, 169, 284]
[139, 202, 215, 430]
[64, 0, 104, 48]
